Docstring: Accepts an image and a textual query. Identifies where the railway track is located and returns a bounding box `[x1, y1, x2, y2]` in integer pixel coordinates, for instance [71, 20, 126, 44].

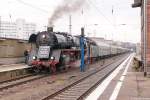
[41, 54, 130, 100]
[0, 59, 103, 92]
[0, 73, 34, 84]
[0, 73, 50, 91]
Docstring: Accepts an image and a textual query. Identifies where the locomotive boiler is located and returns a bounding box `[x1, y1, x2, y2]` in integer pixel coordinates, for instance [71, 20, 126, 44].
[36, 27, 74, 49]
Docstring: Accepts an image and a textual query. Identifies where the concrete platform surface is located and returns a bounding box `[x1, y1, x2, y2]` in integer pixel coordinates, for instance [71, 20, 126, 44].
[0, 57, 25, 65]
[86, 54, 150, 100]
[0, 63, 32, 83]
[117, 68, 150, 100]
[0, 64, 30, 72]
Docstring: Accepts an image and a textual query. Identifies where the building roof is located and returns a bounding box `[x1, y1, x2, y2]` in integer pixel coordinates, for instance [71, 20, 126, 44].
[132, 0, 142, 8]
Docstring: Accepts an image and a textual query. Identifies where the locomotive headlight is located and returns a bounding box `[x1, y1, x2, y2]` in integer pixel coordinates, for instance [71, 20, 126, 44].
[42, 34, 46, 38]
[50, 56, 55, 60]
[32, 56, 36, 60]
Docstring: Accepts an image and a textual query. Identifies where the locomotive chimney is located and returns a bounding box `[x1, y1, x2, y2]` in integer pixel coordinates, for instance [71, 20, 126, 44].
[47, 27, 53, 32]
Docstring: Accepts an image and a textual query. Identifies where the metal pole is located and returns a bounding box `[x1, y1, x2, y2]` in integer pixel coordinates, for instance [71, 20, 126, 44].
[88, 42, 90, 65]
[69, 15, 72, 35]
[80, 27, 85, 72]
[144, 0, 147, 76]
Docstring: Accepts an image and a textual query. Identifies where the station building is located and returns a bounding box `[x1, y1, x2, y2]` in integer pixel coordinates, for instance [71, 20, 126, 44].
[132, 0, 150, 74]
[0, 18, 36, 40]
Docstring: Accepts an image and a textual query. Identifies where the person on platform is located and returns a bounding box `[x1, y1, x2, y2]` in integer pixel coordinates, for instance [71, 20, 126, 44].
[24, 50, 29, 64]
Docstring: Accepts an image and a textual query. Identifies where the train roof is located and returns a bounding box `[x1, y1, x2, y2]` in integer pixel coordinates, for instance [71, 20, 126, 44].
[96, 41, 110, 47]
[89, 37, 130, 50]
[88, 37, 110, 47]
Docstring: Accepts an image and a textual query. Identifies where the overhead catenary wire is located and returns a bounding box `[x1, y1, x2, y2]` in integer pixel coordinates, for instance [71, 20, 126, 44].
[16, 0, 49, 13]
[16, 0, 113, 26]
[87, 0, 114, 26]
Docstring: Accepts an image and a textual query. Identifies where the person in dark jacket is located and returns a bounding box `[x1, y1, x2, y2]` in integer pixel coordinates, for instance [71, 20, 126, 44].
[24, 50, 29, 64]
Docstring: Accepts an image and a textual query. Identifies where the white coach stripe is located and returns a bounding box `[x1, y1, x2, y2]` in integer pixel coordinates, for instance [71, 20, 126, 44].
[85, 54, 132, 100]
[109, 54, 134, 100]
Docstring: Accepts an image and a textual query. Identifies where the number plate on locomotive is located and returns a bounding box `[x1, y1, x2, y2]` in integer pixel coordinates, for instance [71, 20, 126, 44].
[38, 46, 50, 58]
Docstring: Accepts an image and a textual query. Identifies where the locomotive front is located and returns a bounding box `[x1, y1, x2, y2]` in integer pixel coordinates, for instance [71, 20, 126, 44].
[31, 27, 58, 72]
[36, 29, 56, 60]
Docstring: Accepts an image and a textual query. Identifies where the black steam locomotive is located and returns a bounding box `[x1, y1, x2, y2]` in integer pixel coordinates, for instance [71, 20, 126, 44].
[28, 27, 81, 72]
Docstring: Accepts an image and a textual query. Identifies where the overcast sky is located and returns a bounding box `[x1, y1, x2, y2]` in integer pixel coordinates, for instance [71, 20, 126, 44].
[0, 0, 141, 43]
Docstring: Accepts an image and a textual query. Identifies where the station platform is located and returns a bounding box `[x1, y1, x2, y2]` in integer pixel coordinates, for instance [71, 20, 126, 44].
[116, 69, 150, 100]
[86, 54, 150, 100]
[0, 64, 32, 83]
[0, 57, 25, 65]
[0, 64, 30, 72]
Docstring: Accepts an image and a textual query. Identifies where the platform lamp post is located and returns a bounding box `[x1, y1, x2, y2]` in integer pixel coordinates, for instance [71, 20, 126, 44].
[117, 24, 127, 42]
[80, 27, 85, 72]
[93, 24, 98, 37]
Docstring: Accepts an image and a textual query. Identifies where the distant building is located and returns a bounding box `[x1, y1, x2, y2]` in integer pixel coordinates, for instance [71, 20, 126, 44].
[0, 19, 36, 40]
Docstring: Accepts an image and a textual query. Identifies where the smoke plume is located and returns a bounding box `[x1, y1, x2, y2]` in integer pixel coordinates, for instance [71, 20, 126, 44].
[48, 0, 86, 26]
